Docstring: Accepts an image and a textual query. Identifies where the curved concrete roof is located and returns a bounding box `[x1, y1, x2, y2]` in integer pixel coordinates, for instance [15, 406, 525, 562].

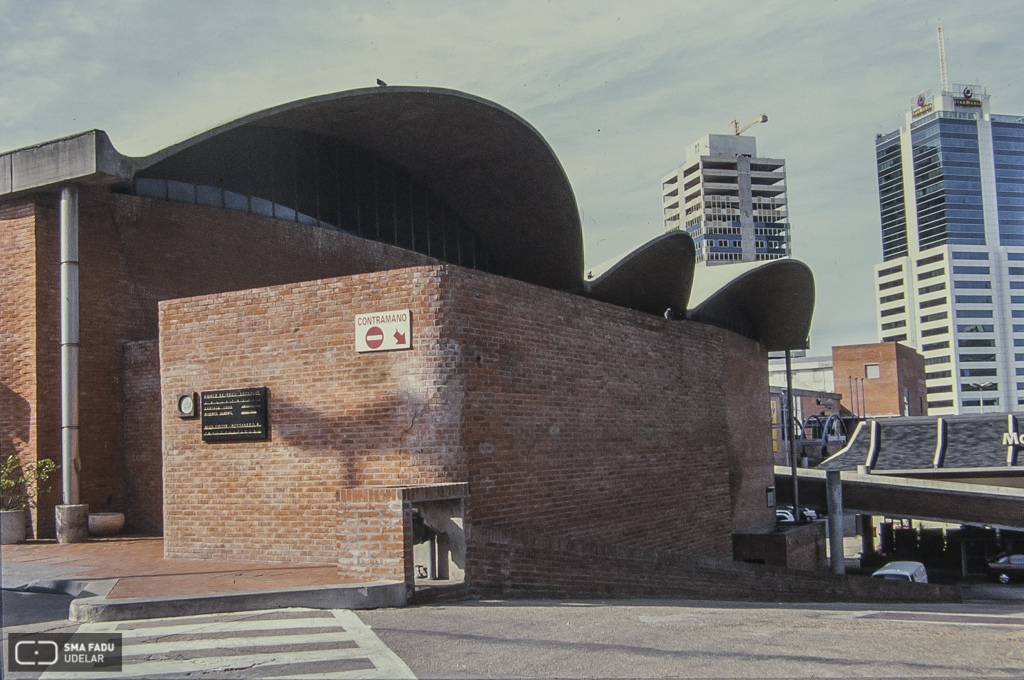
[688, 259, 815, 351]
[1, 86, 817, 344]
[134, 87, 583, 290]
[584, 231, 695, 316]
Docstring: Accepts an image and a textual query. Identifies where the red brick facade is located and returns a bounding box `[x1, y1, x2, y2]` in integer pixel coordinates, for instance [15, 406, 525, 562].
[1, 189, 435, 536]
[158, 265, 776, 590]
[833, 342, 926, 417]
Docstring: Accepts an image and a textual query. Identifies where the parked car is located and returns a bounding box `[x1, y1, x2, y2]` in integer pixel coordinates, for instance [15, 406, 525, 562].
[871, 561, 928, 583]
[988, 554, 1024, 584]
[775, 506, 818, 523]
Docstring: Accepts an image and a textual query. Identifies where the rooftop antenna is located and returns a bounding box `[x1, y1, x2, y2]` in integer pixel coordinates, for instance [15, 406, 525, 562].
[937, 27, 950, 94]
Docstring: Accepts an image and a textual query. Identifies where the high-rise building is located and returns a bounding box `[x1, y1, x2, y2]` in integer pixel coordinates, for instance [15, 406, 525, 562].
[873, 84, 1024, 415]
[661, 134, 790, 266]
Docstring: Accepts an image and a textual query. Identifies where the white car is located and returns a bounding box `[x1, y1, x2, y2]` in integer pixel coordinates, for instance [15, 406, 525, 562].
[871, 561, 928, 583]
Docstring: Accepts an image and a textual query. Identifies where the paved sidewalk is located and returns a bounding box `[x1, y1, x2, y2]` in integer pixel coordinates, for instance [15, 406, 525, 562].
[1, 536, 406, 621]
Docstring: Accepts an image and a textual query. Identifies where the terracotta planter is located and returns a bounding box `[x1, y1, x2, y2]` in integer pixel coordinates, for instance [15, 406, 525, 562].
[88, 512, 125, 537]
[0, 509, 27, 544]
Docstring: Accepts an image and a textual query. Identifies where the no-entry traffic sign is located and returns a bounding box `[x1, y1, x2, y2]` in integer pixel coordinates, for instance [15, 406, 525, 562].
[355, 309, 412, 352]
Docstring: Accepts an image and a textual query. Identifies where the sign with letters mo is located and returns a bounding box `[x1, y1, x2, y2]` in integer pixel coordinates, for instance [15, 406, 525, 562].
[355, 309, 412, 353]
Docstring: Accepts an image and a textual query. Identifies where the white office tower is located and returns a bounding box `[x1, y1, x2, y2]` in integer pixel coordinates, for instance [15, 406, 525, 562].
[661, 133, 790, 266]
[873, 84, 1024, 414]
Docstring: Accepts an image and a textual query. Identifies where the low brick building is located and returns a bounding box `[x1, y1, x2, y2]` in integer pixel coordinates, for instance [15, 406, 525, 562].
[1, 87, 834, 600]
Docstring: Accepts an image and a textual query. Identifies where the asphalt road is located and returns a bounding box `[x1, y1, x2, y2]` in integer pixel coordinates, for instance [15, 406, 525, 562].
[360, 598, 1024, 679]
[3, 595, 1024, 679]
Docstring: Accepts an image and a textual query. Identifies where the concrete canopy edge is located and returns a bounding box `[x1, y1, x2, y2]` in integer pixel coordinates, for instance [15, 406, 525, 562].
[688, 259, 815, 351]
[584, 231, 696, 316]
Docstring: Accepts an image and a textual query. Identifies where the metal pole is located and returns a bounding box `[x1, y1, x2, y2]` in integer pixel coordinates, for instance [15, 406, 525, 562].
[786, 350, 800, 519]
[860, 378, 867, 418]
[826, 470, 845, 574]
[848, 376, 855, 418]
[60, 186, 80, 506]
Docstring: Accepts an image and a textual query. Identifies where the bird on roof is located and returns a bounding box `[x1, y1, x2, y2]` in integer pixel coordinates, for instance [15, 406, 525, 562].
[377, 79, 387, 87]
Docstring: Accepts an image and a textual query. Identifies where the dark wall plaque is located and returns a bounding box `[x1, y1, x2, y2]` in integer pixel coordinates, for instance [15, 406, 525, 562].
[201, 387, 269, 442]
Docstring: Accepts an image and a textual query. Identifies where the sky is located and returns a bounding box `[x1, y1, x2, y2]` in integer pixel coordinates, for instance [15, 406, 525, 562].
[3, 1, 1023, 354]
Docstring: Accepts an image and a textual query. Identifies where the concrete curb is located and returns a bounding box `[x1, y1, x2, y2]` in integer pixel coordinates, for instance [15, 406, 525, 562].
[68, 580, 407, 622]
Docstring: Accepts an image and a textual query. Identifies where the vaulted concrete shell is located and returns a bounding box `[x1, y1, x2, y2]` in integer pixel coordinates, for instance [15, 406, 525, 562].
[1, 86, 815, 348]
[584, 231, 695, 316]
[688, 259, 815, 351]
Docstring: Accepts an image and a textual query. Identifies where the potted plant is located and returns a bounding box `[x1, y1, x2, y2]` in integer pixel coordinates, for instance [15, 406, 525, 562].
[1, 453, 57, 544]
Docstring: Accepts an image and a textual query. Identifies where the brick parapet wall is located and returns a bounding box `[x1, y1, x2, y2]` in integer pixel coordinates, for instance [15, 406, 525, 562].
[337, 487, 411, 589]
[466, 524, 960, 604]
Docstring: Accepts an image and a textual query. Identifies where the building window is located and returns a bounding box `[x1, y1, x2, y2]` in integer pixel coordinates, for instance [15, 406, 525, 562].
[925, 355, 951, 365]
[921, 326, 949, 337]
[959, 338, 996, 348]
[958, 324, 993, 333]
[928, 400, 954, 408]
[927, 370, 952, 379]
[880, 306, 906, 317]
[882, 334, 907, 342]
[881, 320, 907, 330]
[920, 312, 949, 323]
[879, 279, 904, 291]
[920, 297, 947, 309]
[865, 364, 881, 379]
[953, 266, 990, 275]
[878, 264, 904, 277]
[919, 282, 946, 294]
[922, 341, 950, 351]
[918, 268, 946, 281]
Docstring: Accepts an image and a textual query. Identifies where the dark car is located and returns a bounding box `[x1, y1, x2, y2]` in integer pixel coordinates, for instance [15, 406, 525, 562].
[988, 554, 1024, 584]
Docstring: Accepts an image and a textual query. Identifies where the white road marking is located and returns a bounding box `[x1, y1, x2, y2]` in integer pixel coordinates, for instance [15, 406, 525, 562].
[40, 608, 415, 679]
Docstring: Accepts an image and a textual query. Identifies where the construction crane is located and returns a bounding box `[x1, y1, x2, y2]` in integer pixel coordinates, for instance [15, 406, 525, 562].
[732, 113, 768, 136]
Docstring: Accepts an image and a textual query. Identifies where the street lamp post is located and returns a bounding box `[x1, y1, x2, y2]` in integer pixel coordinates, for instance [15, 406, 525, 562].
[966, 382, 996, 414]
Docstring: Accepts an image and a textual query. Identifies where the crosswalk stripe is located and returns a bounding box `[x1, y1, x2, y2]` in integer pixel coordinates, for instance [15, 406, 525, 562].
[41, 608, 415, 680]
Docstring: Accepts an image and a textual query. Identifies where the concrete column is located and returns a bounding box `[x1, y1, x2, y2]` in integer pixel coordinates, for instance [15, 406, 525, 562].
[826, 470, 845, 575]
[58, 185, 88, 543]
[860, 514, 875, 563]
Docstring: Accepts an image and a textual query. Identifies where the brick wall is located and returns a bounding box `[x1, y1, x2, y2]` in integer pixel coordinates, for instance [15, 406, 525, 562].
[444, 267, 765, 555]
[6, 188, 437, 536]
[160, 268, 459, 563]
[466, 524, 960, 604]
[833, 342, 926, 418]
[160, 265, 774, 581]
[123, 340, 161, 533]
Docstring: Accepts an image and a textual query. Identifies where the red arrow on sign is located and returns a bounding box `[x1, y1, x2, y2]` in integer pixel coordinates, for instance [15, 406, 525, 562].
[394, 330, 406, 345]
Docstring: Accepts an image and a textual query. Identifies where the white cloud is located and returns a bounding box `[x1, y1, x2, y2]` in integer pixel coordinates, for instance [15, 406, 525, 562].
[2, 0, 1024, 352]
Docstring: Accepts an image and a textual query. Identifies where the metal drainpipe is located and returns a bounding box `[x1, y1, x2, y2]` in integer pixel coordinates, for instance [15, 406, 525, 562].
[60, 186, 80, 506]
[785, 349, 800, 519]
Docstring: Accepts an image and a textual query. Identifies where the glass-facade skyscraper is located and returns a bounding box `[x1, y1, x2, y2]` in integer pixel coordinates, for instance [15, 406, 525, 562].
[873, 84, 1024, 415]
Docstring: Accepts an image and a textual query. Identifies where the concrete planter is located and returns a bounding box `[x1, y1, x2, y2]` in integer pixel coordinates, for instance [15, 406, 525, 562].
[88, 512, 125, 537]
[0, 509, 27, 544]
